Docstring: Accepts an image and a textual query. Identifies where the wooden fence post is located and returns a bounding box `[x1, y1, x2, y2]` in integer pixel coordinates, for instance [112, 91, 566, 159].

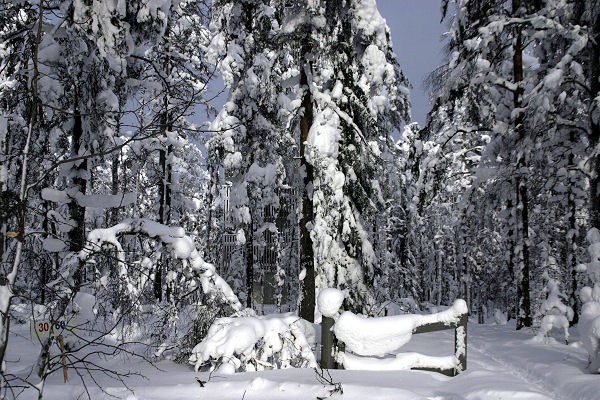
[455, 313, 467, 373]
[321, 316, 336, 369]
[58, 334, 68, 383]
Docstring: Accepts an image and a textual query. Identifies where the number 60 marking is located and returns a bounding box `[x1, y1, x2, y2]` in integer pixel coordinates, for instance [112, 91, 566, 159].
[37, 321, 66, 332]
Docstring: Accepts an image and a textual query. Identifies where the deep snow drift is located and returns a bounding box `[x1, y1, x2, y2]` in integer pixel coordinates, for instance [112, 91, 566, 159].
[5, 318, 600, 399]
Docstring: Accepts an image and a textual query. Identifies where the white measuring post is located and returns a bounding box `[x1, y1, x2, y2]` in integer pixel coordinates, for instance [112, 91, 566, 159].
[30, 316, 77, 383]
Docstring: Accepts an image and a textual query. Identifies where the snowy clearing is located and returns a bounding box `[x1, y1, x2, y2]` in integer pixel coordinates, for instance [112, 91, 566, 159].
[6, 320, 599, 400]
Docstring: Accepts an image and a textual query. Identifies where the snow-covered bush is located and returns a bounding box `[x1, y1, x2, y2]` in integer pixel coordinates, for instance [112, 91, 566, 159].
[534, 274, 573, 344]
[577, 228, 600, 372]
[155, 300, 236, 363]
[84, 219, 242, 311]
[493, 309, 508, 325]
[189, 313, 317, 373]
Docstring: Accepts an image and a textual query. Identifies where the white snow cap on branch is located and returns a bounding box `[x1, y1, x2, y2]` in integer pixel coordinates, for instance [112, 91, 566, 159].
[82, 218, 243, 312]
[41, 187, 137, 208]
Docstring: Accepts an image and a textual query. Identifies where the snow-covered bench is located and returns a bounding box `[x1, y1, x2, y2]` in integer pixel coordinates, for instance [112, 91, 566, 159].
[318, 289, 468, 376]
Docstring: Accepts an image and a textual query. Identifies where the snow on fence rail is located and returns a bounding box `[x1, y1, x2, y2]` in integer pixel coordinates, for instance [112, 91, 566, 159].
[318, 289, 468, 377]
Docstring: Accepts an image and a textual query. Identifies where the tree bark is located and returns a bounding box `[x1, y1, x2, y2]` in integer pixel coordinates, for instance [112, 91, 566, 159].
[568, 131, 579, 325]
[589, 10, 600, 229]
[245, 216, 254, 309]
[298, 65, 316, 322]
[155, 57, 173, 301]
[68, 110, 87, 288]
[513, 0, 531, 330]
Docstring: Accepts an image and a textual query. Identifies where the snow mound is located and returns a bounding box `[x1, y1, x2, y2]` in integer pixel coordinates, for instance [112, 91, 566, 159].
[534, 276, 573, 343]
[189, 313, 317, 372]
[494, 309, 508, 325]
[74, 292, 97, 322]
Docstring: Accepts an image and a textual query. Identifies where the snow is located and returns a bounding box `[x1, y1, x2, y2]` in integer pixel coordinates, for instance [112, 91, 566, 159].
[306, 107, 341, 160]
[334, 300, 467, 356]
[341, 351, 458, 371]
[73, 292, 97, 322]
[41, 187, 69, 203]
[75, 192, 137, 208]
[41, 188, 137, 208]
[317, 288, 344, 318]
[352, 0, 389, 49]
[494, 309, 508, 325]
[7, 320, 600, 400]
[246, 163, 277, 187]
[544, 69, 563, 89]
[534, 276, 573, 343]
[189, 313, 317, 372]
[42, 237, 66, 252]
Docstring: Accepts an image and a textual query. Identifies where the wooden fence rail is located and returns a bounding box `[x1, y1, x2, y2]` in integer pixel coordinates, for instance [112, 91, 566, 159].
[321, 310, 468, 376]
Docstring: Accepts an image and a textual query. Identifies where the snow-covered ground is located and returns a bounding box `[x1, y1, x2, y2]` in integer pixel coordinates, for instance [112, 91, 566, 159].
[6, 320, 599, 399]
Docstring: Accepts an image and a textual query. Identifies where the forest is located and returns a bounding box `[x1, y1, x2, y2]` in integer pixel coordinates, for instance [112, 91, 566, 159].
[1, 0, 600, 399]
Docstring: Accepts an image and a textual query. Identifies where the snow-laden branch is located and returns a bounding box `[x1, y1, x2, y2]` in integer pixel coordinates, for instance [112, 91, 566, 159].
[81, 218, 243, 312]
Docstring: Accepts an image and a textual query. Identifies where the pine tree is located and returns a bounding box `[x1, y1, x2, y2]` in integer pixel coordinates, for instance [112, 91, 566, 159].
[427, 0, 591, 328]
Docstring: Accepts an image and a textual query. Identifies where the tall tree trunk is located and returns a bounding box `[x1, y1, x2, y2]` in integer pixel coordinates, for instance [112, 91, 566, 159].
[506, 197, 516, 319]
[40, 200, 51, 304]
[155, 69, 172, 301]
[459, 216, 470, 313]
[513, 0, 531, 329]
[589, 10, 600, 229]
[245, 216, 254, 309]
[516, 180, 532, 329]
[437, 244, 442, 306]
[298, 65, 316, 322]
[568, 131, 579, 325]
[110, 107, 121, 226]
[69, 110, 87, 287]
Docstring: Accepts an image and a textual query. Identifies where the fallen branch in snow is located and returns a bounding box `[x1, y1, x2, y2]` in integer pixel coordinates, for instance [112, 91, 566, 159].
[314, 366, 343, 399]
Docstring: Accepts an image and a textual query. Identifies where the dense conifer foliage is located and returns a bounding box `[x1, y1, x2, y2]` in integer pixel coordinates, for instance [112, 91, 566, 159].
[2, 1, 600, 396]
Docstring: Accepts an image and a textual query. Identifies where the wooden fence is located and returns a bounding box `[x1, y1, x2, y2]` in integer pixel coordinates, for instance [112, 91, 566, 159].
[321, 310, 468, 376]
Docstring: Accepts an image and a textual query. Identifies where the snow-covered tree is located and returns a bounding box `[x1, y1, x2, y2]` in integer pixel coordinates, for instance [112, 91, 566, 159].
[534, 273, 574, 344]
[427, 0, 590, 329]
[286, 0, 411, 318]
[207, 0, 295, 308]
[578, 228, 600, 372]
[208, 0, 410, 318]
